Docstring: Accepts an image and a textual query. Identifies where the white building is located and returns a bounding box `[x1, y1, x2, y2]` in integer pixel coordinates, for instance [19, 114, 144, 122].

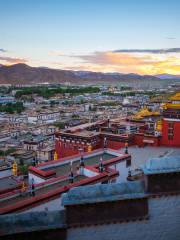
[28, 111, 60, 124]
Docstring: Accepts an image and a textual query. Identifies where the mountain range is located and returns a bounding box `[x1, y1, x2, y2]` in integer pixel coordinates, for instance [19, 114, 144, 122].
[155, 74, 180, 80]
[0, 63, 179, 87]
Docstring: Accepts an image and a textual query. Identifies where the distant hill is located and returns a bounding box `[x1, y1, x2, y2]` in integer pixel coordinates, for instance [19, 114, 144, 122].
[0, 63, 179, 88]
[155, 74, 180, 80]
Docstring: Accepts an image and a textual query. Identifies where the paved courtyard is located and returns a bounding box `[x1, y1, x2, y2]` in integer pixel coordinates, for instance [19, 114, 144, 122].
[128, 146, 180, 169]
[0, 177, 19, 192]
[114, 146, 180, 183]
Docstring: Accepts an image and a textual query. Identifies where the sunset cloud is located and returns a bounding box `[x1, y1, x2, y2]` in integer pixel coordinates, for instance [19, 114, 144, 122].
[113, 48, 180, 54]
[0, 56, 28, 64]
[71, 50, 180, 75]
[1, 48, 179, 76]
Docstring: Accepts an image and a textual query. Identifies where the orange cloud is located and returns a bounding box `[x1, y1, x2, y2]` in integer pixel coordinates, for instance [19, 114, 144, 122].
[71, 51, 180, 75]
[1, 49, 179, 75]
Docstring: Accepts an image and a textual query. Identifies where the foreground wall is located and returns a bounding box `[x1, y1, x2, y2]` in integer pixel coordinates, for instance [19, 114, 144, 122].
[0, 211, 66, 240]
[1, 193, 179, 240]
[67, 195, 180, 240]
[1, 155, 180, 240]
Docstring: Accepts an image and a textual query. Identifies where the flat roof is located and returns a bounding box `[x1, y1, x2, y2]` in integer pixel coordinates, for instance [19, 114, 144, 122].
[127, 146, 180, 170]
[0, 149, 128, 213]
[112, 121, 145, 127]
[62, 181, 145, 206]
[63, 120, 105, 132]
[61, 130, 100, 138]
[44, 153, 115, 177]
[142, 156, 180, 175]
[0, 175, 86, 209]
[0, 177, 19, 192]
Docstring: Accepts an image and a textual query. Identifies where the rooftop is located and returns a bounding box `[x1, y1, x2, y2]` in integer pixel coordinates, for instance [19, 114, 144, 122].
[0, 177, 20, 193]
[142, 156, 180, 175]
[61, 130, 100, 138]
[62, 181, 145, 206]
[43, 152, 115, 177]
[62, 120, 105, 133]
[0, 149, 126, 214]
[169, 92, 180, 101]
[0, 175, 85, 210]
[127, 146, 180, 170]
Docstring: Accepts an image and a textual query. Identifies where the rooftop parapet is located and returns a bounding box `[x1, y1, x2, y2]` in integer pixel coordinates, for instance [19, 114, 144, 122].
[0, 210, 66, 237]
[142, 156, 180, 175]
[62, 181, 145, 206]
[62, 181, 148, 227]
[142, 156, 180, 194]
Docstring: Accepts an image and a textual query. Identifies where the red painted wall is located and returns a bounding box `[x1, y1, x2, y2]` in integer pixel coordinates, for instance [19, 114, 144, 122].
[134, 134, 144, 147]
[151, 137, 160, 146]
[55, 138, 128, 158]
[161, 119, 180, 147]
[55, 140, 101, 159]
[107, 140, 125, 150]
[55, 140, 78, 158]
[134, 134, 160, 147]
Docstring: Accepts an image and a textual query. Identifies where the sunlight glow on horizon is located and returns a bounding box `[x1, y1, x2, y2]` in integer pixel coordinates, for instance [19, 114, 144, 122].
[0, 0, 179, 75]
[1, 51, 180, 75]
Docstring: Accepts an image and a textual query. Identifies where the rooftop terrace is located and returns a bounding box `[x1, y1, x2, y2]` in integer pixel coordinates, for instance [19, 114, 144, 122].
[62, 181, 145, 206]
[142, 156, 180, 175]
[43, 152, 115, 177]
[0, 149, 128, 214]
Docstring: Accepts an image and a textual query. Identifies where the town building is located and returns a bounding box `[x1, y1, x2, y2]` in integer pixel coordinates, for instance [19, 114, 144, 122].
[161, 93, 180, 147]
[27, 111, 60, 124]
[0, 96, 16, 104]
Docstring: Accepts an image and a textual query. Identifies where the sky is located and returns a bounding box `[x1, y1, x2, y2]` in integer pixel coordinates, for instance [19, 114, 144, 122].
[0, 0, 180, 75]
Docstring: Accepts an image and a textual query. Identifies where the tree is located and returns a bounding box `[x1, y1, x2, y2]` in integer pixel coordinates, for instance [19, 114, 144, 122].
[0, 102, 25, 114]
[0, 148, 16, 156]
[54, 122, 65, 129]
[19, 164, 29, 175]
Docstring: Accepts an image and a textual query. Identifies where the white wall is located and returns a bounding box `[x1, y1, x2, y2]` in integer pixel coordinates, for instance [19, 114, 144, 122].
[28, 172, 45, 184]
[28, 116, 37, 124]
[82, 167, 98, 177]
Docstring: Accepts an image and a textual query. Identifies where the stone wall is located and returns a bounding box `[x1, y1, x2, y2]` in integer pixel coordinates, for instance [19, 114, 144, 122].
[0, 210, 66, 240]
[67, 195, 180, 240]
[24, 198, 64, 212]
[0, 193, 180, 240]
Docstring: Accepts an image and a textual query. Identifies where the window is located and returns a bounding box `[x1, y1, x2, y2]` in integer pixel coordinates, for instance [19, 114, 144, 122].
[168, 135, 173, 140]
[168, 129, 173, 134]
[168, 122, 174, 128]
[168, 122, 174, 140]
[126, 158, 131, 167]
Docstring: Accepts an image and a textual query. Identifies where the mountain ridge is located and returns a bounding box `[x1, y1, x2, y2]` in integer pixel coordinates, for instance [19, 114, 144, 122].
[0, 63, 179, 86]
[155, 73, 180, 80]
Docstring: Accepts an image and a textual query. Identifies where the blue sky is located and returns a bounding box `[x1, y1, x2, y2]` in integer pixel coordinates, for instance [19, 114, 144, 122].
[0, 0, 180, 74]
